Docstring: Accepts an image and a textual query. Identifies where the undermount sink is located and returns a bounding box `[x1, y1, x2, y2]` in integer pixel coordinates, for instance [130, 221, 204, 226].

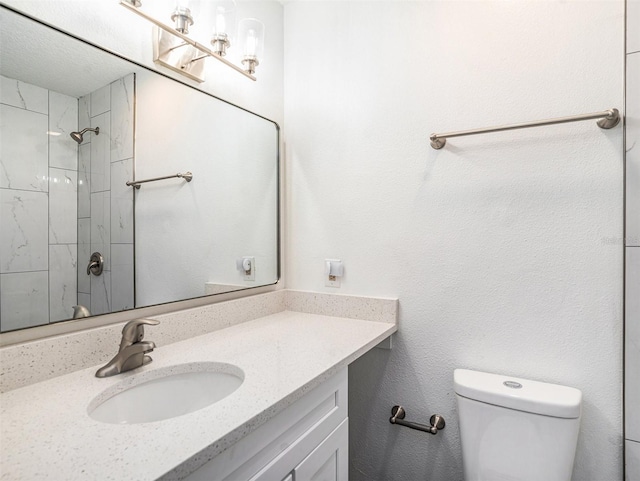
[88, 362, 244, 424]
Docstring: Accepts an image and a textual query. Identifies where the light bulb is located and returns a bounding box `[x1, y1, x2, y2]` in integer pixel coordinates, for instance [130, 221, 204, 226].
[210, 1, 236, 56]
[238, 18, 264, 74]
[245, 29, 257, 56]
[215, 7, 226, 33]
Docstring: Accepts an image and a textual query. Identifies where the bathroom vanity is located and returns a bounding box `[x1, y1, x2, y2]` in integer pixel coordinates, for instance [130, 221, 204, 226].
[186, 368, 348, 481]
[0, 291, 397, 480]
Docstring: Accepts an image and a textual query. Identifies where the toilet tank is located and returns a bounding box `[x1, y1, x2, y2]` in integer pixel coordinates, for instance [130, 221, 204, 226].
[454, 369, 582, 481]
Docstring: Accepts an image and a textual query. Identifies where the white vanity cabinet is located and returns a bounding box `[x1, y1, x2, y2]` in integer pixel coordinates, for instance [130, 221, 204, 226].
[184, 368, 348, 481]
[289, 419, 348, 481]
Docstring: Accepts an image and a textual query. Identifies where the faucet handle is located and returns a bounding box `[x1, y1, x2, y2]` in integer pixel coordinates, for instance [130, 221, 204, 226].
[119, 319, 160, 351]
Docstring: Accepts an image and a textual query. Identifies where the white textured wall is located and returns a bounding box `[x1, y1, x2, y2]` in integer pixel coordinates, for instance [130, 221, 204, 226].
[284, 2, 624, 480]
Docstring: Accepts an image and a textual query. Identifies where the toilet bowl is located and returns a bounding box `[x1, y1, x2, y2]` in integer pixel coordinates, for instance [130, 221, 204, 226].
[454, 369, 582, 481]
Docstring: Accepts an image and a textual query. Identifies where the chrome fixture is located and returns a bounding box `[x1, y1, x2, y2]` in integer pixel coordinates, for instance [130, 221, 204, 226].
[389, 405, 446, 435]
[95, 319, 160, 378]
[126, 171, 193, 189]
[87, 252, 104, 276]
[171, 1, 193, 34]
[430, 108, 621, 149]
[119, 0, 264, 83]
[70, 127, 99, 144]
[72, 305, 91, 319]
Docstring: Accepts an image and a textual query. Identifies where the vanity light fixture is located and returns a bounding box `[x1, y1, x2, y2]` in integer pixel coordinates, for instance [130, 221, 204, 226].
[238, 18, 265, 75]
[210, 1, 236, 57]
[119, 0, 263, 83]
[171, 0, 194, 34]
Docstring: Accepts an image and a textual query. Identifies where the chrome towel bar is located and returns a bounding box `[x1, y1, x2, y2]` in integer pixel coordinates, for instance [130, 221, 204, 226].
[127, 171, 193, 189]
[430, 108, 620, 150]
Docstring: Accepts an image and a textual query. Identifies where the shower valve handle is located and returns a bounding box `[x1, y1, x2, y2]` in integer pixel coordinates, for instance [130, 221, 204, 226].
[87, 252, 104, 276]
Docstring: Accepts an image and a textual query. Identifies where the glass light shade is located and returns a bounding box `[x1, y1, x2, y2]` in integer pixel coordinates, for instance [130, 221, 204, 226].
[209, 1, 236, 56]
[211, 1, 236, 39]
[238, 18, 265, 61]
[174, 0, 192, 11]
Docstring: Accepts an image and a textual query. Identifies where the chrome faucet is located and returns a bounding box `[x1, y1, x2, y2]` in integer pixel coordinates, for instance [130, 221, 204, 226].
[95, 319, 160, 378]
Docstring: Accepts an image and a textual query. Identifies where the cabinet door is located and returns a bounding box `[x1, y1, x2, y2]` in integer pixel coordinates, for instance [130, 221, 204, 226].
[294, 419, 348, 481]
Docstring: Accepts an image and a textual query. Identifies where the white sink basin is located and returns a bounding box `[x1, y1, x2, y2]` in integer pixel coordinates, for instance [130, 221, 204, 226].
[88, 362, 244, 424]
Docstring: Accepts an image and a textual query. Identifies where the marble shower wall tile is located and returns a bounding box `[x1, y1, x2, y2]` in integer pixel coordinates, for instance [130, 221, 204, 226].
[627, 53, 640, 247]
[0, 190, 48, 273]
[0, 104, 48, 191]
[91, 271, 111, 316]
[627, 18, 640, 475]
[629, 0, 640, 54]
[77, 293, 91, 312]
[0, 271, 48, 332]
[78, 95, 90, 145]
[48, 92, 77, 170]
[90, 111, 111, 193]
[110, 158, 133, 244]
[90, 191, 111, 272]
[110, 74, 134, 163]
[628, 440, 640, 481]
[78, 218, 91, 295]
[0, 75, 48, 114]
[49, 244, 77, 323]
[91, 84, 110, 117]
[627, 248, 640, 442]
[111, 243, 134, 312]
[49, 168, 77, 245]
[78, 143, 91, 218]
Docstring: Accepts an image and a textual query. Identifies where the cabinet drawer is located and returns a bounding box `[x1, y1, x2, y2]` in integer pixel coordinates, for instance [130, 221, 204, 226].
[185, 368, 347, 481]
[294, 419, 348, 481]
[248, 415, 347, 481]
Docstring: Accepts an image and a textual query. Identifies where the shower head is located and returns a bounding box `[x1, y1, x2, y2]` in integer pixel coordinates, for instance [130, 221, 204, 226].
[70, 127, 99, 144]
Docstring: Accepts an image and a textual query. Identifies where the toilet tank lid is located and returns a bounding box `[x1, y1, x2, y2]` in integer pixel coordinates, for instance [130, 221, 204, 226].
[454, 369, 582, 419]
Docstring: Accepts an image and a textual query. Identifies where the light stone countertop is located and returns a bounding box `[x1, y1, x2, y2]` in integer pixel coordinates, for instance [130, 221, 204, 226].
[0, 310, 396, 480]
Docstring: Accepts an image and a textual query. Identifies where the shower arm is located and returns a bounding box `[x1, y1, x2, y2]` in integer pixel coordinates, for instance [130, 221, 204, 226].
[70, 127, 99, 144]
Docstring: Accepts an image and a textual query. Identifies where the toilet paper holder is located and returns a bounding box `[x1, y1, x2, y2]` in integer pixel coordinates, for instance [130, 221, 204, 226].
[389, 405, 445, 435]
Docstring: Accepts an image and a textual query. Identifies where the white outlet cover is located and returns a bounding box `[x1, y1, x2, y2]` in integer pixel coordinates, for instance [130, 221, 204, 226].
[243, 256, 255, 281]
[325, 259, 342, 288]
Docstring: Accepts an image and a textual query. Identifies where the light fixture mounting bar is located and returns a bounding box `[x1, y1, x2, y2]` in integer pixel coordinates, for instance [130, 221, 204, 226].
[120, 1, 256, 81]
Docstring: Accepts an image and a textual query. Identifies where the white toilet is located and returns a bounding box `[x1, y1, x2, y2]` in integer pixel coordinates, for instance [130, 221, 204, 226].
[454, 369, 582, 481]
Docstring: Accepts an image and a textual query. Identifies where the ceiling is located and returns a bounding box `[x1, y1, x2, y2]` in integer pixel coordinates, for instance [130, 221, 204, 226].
[1, 6, 138, 98]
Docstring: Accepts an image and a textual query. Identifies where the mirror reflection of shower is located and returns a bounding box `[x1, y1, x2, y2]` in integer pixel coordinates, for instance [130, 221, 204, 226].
[70, 126, 99, 144]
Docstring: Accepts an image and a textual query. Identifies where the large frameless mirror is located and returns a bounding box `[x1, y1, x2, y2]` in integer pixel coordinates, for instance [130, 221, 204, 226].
[0, 5, 279, 333]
